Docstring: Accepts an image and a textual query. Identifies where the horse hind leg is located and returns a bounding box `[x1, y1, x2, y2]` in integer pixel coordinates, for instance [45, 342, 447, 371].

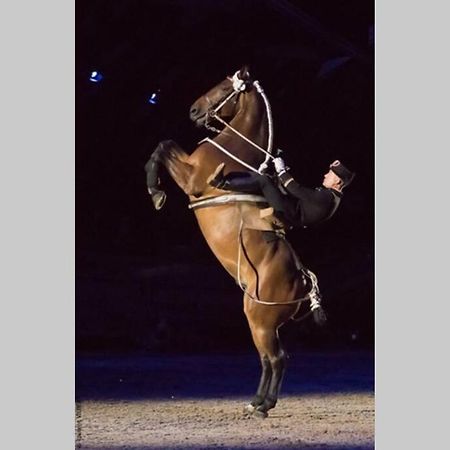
[245, 322, 287, 418]
[254, 347, 287, 418]
[145, 140, 200, 210]
[243, 354, 272, 416]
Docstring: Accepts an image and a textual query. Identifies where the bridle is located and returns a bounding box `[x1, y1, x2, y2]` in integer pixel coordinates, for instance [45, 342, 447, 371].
[200, 70, 274, 174]
[203, 76, 244, 133]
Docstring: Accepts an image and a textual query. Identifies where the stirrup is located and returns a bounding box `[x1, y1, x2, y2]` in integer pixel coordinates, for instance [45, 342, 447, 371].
[312, 306, 327, 326]
[207, 162, 226, 187]
[309, 280, 327, 326]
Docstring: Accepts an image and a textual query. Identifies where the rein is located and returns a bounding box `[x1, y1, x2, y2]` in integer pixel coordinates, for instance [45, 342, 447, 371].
[198, 137, 262, 174]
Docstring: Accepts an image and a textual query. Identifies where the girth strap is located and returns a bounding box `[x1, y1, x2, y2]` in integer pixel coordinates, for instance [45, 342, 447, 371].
[188, 193, 268, 210]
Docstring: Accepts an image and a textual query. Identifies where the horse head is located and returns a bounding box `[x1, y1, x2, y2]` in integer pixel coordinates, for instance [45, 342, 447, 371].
[189, 66, 253, 128]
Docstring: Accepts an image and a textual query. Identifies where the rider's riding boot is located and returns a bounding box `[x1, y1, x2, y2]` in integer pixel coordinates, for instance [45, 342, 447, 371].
[208, 163, 262, 193]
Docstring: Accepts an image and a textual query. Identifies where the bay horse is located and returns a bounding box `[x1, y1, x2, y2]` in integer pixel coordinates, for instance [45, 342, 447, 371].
[145, 66, 320, 418]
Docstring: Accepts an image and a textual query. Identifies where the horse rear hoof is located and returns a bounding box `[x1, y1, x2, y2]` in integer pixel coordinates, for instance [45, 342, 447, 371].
[148, 188, 167, 210]
[253, 408, 268, 419]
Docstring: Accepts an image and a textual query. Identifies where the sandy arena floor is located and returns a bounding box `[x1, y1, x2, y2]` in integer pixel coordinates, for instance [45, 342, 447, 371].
[76, 351, 374, 449]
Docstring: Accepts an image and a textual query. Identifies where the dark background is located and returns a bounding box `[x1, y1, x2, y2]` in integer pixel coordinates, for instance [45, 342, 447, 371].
[76, 0, 374, 355]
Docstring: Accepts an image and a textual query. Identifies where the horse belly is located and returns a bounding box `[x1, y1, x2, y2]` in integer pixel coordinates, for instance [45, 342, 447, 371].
[193, 205, 243, 276]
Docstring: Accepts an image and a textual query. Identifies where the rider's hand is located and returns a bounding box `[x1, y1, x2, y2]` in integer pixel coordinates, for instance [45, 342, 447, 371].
[273, 157, 287, 174]
[258, 161, 269, 174]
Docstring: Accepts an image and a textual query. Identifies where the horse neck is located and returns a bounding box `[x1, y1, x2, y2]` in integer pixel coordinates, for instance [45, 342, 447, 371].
[220, 90, 268, 156]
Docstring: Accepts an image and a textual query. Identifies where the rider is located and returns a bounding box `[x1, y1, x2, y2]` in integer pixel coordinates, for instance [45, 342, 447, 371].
[208, 157, 355, 229]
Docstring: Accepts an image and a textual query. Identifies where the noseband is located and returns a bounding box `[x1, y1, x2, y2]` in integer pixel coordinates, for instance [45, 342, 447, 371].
[204, 72, 248, 132]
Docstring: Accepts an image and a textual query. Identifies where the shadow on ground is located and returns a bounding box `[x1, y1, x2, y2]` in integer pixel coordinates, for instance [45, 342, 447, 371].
[76, 350, 373, 401]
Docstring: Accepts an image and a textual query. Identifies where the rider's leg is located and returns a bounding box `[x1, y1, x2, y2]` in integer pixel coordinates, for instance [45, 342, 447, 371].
[208, 165, 298, 221]
[208, 163, 261, 193]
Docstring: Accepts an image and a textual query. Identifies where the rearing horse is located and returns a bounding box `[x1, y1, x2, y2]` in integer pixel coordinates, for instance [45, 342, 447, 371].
[145, 66, 318, 418]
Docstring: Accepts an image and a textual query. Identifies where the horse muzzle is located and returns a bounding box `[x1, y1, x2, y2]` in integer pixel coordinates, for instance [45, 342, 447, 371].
[189, 105, 204, 122]
[192, 114, 207, 127]
[190, 110, 210, 128]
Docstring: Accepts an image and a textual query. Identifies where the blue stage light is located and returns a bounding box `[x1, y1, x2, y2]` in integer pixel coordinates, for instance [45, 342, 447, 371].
[148, 91, 159, 105]
[89, 71, 103, 83]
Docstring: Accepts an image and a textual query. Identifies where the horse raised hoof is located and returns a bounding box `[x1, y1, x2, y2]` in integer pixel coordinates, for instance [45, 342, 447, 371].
[147, 187, 167, 210]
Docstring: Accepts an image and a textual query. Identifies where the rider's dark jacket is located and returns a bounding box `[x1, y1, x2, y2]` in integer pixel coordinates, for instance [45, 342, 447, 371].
[278, 171, 342, 227]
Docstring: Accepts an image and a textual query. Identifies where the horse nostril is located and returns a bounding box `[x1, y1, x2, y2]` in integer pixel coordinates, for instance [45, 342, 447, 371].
[190, 106, 198, 117]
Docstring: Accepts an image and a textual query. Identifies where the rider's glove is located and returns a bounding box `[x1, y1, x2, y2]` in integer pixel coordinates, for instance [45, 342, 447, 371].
[258, 161, 269, 174]
[273, 157, 287, 174]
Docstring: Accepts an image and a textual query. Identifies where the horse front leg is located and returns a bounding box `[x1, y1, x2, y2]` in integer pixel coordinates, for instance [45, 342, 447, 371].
[243, 354, 272, 416]
[144, 140, 203, 209]
[145, 147, 167, 210]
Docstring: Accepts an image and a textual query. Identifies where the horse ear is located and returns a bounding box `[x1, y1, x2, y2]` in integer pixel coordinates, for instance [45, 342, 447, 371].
[238, 65, 251, 81]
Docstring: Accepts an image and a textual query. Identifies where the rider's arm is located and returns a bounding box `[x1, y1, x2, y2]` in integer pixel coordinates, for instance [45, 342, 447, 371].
[273, 157, 305, 197]
[277, 171, 304, 197]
